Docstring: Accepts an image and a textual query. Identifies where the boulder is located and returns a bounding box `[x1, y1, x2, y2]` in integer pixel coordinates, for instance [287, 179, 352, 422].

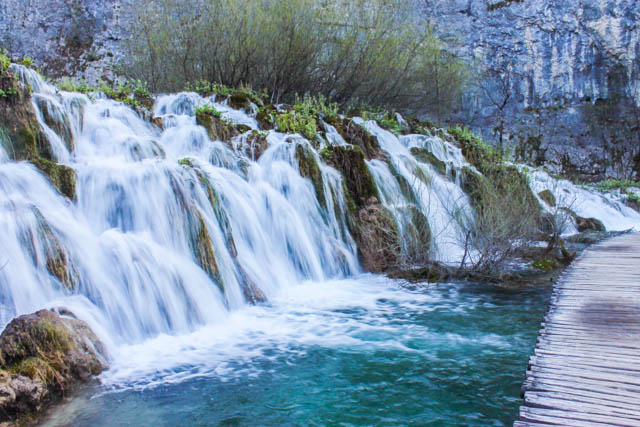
[576, 216, 606, 232]
[0, 309, 107, 423]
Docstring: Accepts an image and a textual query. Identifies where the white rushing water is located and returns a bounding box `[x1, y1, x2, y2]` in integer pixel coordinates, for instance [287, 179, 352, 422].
[524, 166, 640, 233]
[1, 65, 640, 388]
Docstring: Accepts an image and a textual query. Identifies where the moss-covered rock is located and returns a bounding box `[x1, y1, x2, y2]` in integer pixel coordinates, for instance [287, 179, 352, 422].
[410, 147, 446, 175]
[0, 69, 50, 161]
[256, 104, 276, 130]
[30, 158, 76, 199]
[228, 93, 251, 111]
[532, 257, 558, 271]
[0, 66, 76, 200]
[460, 166, 493, 212]
[236, 265, 267, 305]
[0, 309, 106, 423]
[344, 120, 385, 160]
[34, 96, 74, 152]
[196, 111, 240, 142]
[243, 131, 269, 160]
[295, 144, 326, 209]
[575, 216, 606, 232]
[350, 202, 402, 273]
[195, 170, 237, 259]
[325, 145, 378, 209]
[538, 189, 556, 207]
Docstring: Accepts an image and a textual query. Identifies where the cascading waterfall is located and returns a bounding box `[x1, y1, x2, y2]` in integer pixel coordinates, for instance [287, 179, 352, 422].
[2, 65, 640, 392]
[523, 166, 640, 233]
[360, 119, 475, 263]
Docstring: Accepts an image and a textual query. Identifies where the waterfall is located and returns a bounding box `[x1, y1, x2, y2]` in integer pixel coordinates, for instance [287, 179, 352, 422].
[0, 68, 359, 349]
[2, 65, 640, 389]
[524, 166, 640, 232]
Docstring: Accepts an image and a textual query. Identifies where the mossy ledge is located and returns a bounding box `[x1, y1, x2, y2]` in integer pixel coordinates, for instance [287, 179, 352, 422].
[0, 309, 107, 424]
[0, 66, 76, 199]
[324, 144, 402, 272]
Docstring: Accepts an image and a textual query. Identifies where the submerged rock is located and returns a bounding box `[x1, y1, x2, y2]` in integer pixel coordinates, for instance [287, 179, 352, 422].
[0, 309, 107, 423]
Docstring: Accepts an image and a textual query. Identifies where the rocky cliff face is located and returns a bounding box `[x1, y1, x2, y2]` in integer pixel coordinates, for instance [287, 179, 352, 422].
[2, 0, 638, 179]
[422, 0, 640, 180]
[0, 0, 131, 82]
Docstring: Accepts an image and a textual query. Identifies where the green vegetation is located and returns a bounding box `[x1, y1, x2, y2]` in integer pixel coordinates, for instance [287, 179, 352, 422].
[597, 179, 640, 192]
[0, 50, 18, 98]
[359, 109, 402, 134]
[0, 49, 10, 73]
[449, 125, 502, 174]
[538, 189, 556, 207]
[410, 148, 446, 175]
[185, 80, 267, 108]
[195, 104, 222, 118]
[628, 192, 640, 204]
[125, 0, 467, 114]
[275, 110, 318, 141]
[56, 78, 153, 109]
[532, 257, 558, 271]
[178, 158, 194, 167]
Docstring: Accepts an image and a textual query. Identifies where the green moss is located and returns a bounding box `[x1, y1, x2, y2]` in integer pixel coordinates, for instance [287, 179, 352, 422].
[460, 167, 493, 212]
[533, 258, 558, 271]
[195, 104, 221, 117]
[196, 111, 239, 142]
[598, 179, 640, 192]
[9, 357, 57, 386]
[229, 93, 251, 110]
[449, 125, 501, 175]
[538, 189, 556, 207]
[325, 145, 379, 209]
[410, 147, 446, 175]
[30, 158, 76, 199]
[178, 158, 194, 167]
[195, 170, 238, 258]
[256, 105, 276, 130]
[295, 144, 326, 209]
[344, 120, 385, 160]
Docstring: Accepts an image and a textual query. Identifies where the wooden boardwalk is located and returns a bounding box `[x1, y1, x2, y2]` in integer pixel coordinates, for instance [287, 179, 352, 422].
[516, 233, 640, 427]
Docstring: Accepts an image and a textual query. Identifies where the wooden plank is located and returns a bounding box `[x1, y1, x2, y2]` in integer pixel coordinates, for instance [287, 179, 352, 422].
[525, 391, 640, 415]
[519, 406, 632, 426]
[517, 233, 640, 426]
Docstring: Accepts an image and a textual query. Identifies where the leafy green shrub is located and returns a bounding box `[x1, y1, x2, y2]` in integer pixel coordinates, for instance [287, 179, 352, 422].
[195, 104, 222, 117]
[274, 110, 317, 140]
[0, 50, 11, 73]
[626, 191, 640, 204]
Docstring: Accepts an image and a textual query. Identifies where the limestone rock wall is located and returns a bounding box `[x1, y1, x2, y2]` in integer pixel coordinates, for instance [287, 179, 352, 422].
[422, 0, 640, 179]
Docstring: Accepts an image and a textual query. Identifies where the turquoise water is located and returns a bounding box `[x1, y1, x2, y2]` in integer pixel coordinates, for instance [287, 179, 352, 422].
[44, 276, 550, 426]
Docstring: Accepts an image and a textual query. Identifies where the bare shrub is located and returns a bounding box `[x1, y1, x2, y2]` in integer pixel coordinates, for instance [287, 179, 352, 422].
[122, 0, 467, 114]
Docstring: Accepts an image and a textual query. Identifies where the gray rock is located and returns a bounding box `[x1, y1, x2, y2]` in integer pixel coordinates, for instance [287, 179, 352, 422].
[421, 0, 640, 180]
[0, 0, 133, 82]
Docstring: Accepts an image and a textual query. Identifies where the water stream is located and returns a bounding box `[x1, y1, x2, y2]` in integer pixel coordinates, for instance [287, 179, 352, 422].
[1, 66, 640, 424]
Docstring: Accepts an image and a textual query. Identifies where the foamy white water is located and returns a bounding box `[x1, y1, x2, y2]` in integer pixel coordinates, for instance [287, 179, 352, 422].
[1, 65, 639, 389]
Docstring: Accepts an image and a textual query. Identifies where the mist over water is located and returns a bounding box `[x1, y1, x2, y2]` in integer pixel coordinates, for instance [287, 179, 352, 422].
[1, 65, 640, 424]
